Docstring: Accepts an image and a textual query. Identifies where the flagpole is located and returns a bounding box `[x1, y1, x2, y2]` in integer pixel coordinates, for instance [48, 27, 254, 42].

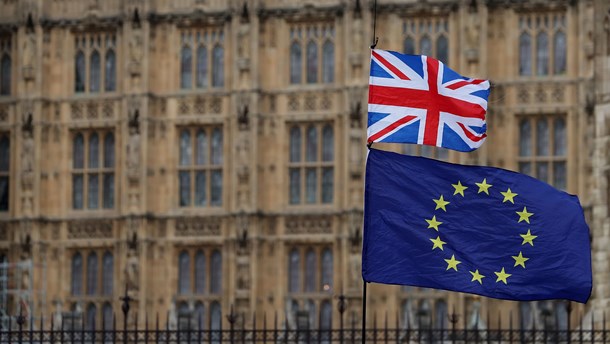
[362, 281, 367, 344]
[370, 0, 378, 49]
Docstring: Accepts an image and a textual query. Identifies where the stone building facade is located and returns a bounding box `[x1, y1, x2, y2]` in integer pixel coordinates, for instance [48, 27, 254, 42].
[0, 0, 608, 331]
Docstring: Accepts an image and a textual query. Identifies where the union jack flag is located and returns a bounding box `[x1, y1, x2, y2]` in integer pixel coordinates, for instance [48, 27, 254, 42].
[367, 49, 490, 152]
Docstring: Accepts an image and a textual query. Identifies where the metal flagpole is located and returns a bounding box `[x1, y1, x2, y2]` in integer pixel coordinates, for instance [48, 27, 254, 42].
[362, 281, 367, 344]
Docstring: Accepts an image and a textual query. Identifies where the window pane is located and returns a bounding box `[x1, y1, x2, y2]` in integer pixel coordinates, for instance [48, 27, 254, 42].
[178, 251, 190, 295]
[322, 125, 333, 161]
[0, 54, 10, 95]
[320, 301, 332, 330]
[86, 303, 97, 330]
[420, 36, 432, 56]
[179, 171, 191, 207]
[554, 31, 567, 74]
[307, 300, 316, 328]
[306, 41, 318, 84]
[322, 40, 334, 83]
[306, 168, 317, 204]
[536, 119, 549, 156]
[105, 50, 116, 92]
[519, 119, 532, 156]
[536, 32, 549, 76]
[210, 250, 222, 294]
[90, 50, 101, 92]
[88, 174, 99, 209]
[104, 133, 115, 168]
[210, 301, 222, 331]
[194, 251, 206, 294]
[180, 130, 192, 166]
[554, 161, 567, 190]
[288, 249, 300, 293]
[435, 300, 447, 329]
[520, 302, 533, 329]
[212, 45, 224, 87]
[519, 32, 532, 76]
[196, 130, 208, 165]
[0, 176, 8, 211]
[306, 126, 318, 162]
[519, 162, 532, 176]
[196, 46, 208, 88]
[180, 46, 192, 89]
[86, 252, 98, 295]
[89, 133, 99, 168]
[322, 167, 333, 204]
[73, 134, 84, 169]
[290, 127, 302, 162]
[304, 250, 316, 292]
[211, 128, 222, 165]
[321, 248, 333, 291]
[554, 118, 566, 156]
[102, 303, 113, 330]
[537, 162, 549, 182]
[211, 170, 222, 206]
[195, 302, 206, 329]
[75, 51, 85, 92]
[290, 42, 302, 84]
[72, 253, 83, 295]
[436, 35, 449, 64]
[289, 168, 301, 205]
[103, 173, 114, 209]
[102, 252, 113, 295]
[73, 174, 84, 209]
[195, 171, 206, 207]
[0, 136, 9, 171]
[404, 37, 415, 55]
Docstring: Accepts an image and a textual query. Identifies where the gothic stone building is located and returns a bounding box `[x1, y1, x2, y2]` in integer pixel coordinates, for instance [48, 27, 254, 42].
[0, 0, 609, 332]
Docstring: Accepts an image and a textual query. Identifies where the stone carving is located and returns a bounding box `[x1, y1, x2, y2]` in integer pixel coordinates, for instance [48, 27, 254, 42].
[465, 0, 480, 63]
[236, 262, 250, 291]
[194, 97, 206, 114]
[125, 232, 139, 294]
[350, 100, 362, 129]
[175, 217, 221, 237]
[71, 103, 83, 119]
[288, 95, 299, 111]
[320, 94, 331, 110]
[0, 105, 8, 122]
[128, 13, 143, 76]
[168, 300, 178, 330]
[52, 300, 63, 331]
[21, 113, 34, 176]
[210, 97, 222, 113]
[127, 109, 141, 183]
[22, 16, 36, 81]
[304, 94, 316, 111]
[68, 220, 113, 239]
[238, 103, 249, 130]
[236, 215, 249, 255]
[285, 216, 332, 234]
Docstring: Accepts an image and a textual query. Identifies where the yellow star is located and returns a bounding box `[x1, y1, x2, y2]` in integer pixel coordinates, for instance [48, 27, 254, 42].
[430, 236, 447, 251]
[520, 229, 537, 246]
[433, 195, 450, 212]
[444, 254, 461, 271]
[470, 269, 485, 284]
[425, 215, 443, 231]
[452, 181, 468, 197]
[516, 207, 534, 224]
[494, 267, 511, 284]
[475, 178, 493, 195]
[512, 251, 529, 268]
[500, 188, 518, 204]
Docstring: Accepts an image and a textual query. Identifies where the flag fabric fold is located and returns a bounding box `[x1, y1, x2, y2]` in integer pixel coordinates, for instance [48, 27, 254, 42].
[362, 148, 592, 303]
[367, 49, 490, 152]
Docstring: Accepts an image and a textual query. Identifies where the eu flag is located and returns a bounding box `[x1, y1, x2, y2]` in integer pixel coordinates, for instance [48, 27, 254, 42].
[362, 149, 592, 303]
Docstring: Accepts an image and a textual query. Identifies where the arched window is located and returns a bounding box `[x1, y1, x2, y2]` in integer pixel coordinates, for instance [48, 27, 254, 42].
[102, 302, 113, 330]
[178, 251, 190, 295]
[74, 134, 84, 169]
[0, 135, 8, 211]
[90, 50, 101, 92]
[554, 31, 566, 74]
[195, 131, 208, 206]
[211, 128, 222, 165]
[554, 118, 566, 156]
[196, 130, 208, 165]
[555, 302, 568, 330]
[86, 303, 97, 330]
[0, 54, 10, 95]
[306, 41, 318, 83]
[289, 126, 302, 162]
[320, 300, 332, 331]
[210, 128, 222, 206]
[71, 252, 83, 295]
[194, 251, 206, 294]
[104, 133, 115, 168]
[404, 37, 415, 55]
[402, 300, 414, 329]
[196, 46, 208, 88]
[179, 130, 191, 207]
[104, 50, 116, 92]
[307, 299, 316, 328]
[536, 32, 549, 76]
[195, 301, 205, 329]
[210, 301, 222, 341]
[304, 250, 316, 292]
[211, 45, 223, 87]
[435, 300, 447, 329]
[321, 167, 333, 203]
[73, 134, 84, 209]
[75, 51, 85, 92]
[89, 133, 99, 168]
[102, 252, 113, 295]
[321, 248, 333, 291]
[180, 46, 192, 89]
[290, 42, 302, 84]
[103, 133, 115, 209]
[519, 119, 532, 157]
[436, 35, 449, 64]
[180, 130, 192, 166]
[288, 249, 300, 293]
[88, 134, 99, 209]
[519, 32, 532, 76]
[420, 36, 432, 56]
[86, 252, 98, 295]
[322, 125, 333, 162]
[306, 126, 318, 162]
[210, 250, 222, 294]
[519, 302, 533, 330]
[322, 40, 334, 83]
[306, 167, 317, 204]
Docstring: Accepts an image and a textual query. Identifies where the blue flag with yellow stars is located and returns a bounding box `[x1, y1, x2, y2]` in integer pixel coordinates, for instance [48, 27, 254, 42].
[362, 148, 592, 303]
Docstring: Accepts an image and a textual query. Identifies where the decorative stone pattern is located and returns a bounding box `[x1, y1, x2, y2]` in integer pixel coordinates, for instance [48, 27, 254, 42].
[285, 215, 332, 234]
[175, 217, 221, 236]
[67, 220, 113, 239]
[70, 100, 117, 120]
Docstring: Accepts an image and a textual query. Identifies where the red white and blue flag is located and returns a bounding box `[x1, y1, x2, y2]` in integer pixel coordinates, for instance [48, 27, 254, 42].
[367, 49, 490, 152]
